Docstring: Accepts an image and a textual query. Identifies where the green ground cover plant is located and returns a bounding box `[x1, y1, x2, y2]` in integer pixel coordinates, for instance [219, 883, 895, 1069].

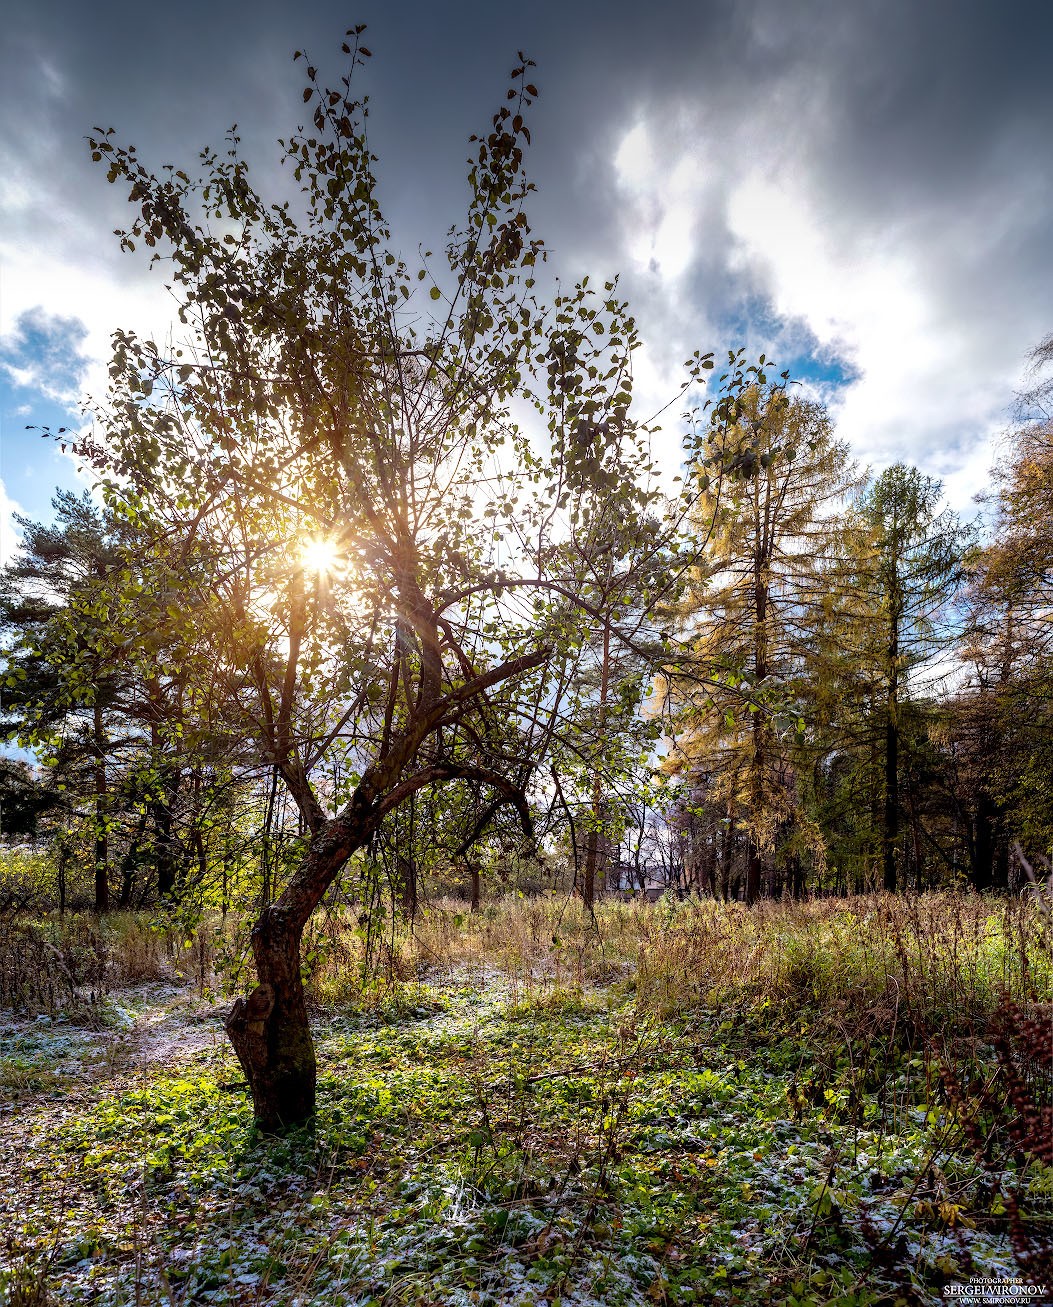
[0, 891, 1049, 1305]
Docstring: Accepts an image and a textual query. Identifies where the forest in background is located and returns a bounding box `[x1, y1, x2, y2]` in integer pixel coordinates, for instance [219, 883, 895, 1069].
[1, 341, 1050, 916]
[0, 31, 1046, 1119]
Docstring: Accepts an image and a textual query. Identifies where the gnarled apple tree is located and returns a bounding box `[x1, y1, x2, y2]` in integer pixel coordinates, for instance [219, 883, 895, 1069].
[80, 35, 661, 1128]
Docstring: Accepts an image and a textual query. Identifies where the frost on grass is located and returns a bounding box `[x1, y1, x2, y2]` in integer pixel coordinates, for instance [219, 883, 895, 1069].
[0, 961, 1045, 1305]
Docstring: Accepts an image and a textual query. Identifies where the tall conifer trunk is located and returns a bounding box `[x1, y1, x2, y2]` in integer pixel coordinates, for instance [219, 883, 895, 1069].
[746, 558, 768, 906]
[92, 701, 109, 913]
[582, 619, 611, 911]
[883, 629, 899, 893]
[972, 791, 1001, 892]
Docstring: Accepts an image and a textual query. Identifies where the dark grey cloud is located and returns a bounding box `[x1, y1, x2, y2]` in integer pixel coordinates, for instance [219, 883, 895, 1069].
[2, 0, 1051, 516]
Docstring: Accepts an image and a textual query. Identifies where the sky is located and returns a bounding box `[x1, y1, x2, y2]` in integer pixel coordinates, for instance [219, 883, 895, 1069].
[2, 0, 1052, 564]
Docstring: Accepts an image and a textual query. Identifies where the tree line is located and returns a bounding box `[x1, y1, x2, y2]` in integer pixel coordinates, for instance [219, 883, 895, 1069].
[647, 367, 1051, 903]
[0, 36, 1049, 1126]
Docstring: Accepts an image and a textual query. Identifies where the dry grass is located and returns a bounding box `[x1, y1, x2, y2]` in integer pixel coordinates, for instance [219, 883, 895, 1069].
[629, 892, 1049, 1043]
[4, 891, 1047, 1046]
[294, 889, 1050, 1051]
[0, 912, 206, 1017]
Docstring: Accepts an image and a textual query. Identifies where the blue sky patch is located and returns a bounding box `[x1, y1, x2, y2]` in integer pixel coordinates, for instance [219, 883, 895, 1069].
[0, 310, 88, 529]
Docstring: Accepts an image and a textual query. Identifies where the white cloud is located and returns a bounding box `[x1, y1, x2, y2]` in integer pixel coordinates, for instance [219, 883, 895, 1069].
[1, 1, 1048, 534]
[0, 479, 25, 567]
[722, 170, 1014, 508]
[614, 120, 703, 281]
[0, 251, 176, 416]
[605, 102, 1037, 514]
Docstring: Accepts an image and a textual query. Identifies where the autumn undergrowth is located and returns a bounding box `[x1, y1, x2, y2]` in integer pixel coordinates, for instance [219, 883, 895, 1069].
[0, 892, 1049, 1305]
[305, 890, 1049, 1045]
[0, 911, 208, 1020]
[629, 892, 1049, 1044]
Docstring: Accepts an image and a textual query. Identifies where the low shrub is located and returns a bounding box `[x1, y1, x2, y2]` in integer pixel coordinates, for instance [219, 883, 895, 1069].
[0, 912, 199, 1016]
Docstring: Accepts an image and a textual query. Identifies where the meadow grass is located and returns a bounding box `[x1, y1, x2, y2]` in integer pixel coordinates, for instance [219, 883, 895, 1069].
[0, 911, 209, 1017]
[302, 890, 1049, 1048]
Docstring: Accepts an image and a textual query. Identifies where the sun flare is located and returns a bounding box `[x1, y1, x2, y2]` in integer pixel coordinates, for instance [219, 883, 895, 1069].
[300, 536, 341, 576]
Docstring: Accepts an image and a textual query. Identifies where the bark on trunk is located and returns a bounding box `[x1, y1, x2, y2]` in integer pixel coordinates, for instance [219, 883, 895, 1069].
[581, 620, 611, 912]
[148, 688, 180, 900]
[582, 796, 599, 912]
[883, 640, 899, 894]
[225, 902, 316, 1132]
[746, 559, 768, 908]
[720, 818, 733, 902]
[789, 854, 805, 900]
[93, 702, 109, 914]
[745, 844, 762, 906]
[118, 810, 149, 907]
[399, 853, 418, 919]
[993, 834, 1009, 892]
[224, 792, 380, 1130]
[152, 776, 178, 899]
[57, 845, 68, 917]
[972, 791, 997, 892]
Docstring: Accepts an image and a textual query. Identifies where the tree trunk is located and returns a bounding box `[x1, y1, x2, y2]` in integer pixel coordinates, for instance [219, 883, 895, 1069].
[151, 767, 178, 900]
[221, 832, 230, 917]
[225, 806, 372, 1130]
[992, 832, 1009, 892]
[745, 844, 762, 906]
[972, 791, 997, 892]
[57, 844, 68, 917]
[581, 619, 611, 912]
[118, 809, 149, 907]
[155, 809, 176, 897]
[720, 818, 733, 902]
[906, 785, 924, 892]
[93, 702, 109, 913]
[224, 640, 550, 1131]
[225, 902, 315, 1131]
[582, 788, 600, 912]
[398, 853, 418, 919]
[883, 638, 899, 894]
[148, 685, 179, 900]
[789, 854, 805, 900]
[703, 820, 717, 899]
[747, 561, 768, 907]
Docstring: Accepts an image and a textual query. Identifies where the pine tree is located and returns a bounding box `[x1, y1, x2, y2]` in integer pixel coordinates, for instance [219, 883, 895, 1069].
[850, 465, 972, 892]
[0, 492, 130, 910]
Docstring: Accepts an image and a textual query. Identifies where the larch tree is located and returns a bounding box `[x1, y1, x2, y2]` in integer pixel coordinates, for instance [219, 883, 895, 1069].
[961, 334, 1053, 865]
[662, 384, 855, 903]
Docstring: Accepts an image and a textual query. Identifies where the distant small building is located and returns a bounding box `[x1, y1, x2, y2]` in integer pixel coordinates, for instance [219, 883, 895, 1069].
[610, 861, 669, 902]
